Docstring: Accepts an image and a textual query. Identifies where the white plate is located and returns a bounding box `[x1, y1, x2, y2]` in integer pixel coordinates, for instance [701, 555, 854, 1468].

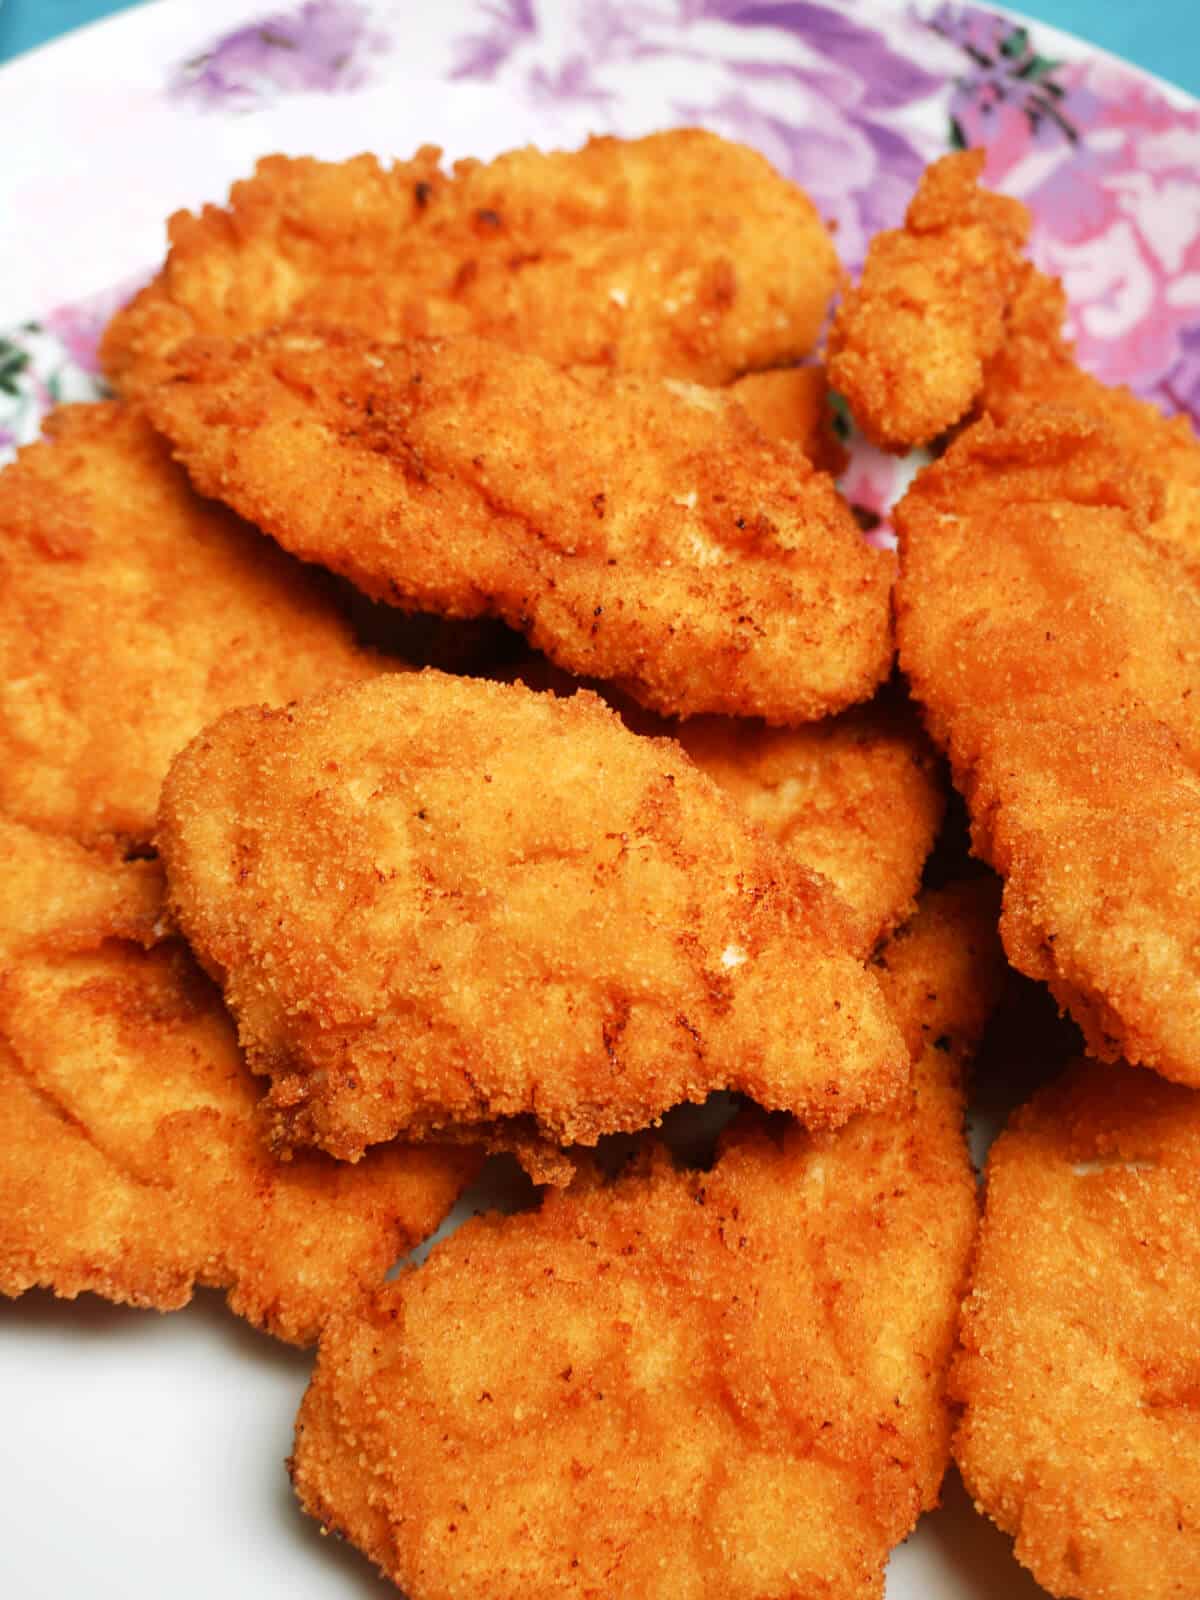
[3, 2, 1199, 1595]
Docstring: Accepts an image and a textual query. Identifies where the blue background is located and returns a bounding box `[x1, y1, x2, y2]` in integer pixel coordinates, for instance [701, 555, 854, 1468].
[1, 1, 1198, 96]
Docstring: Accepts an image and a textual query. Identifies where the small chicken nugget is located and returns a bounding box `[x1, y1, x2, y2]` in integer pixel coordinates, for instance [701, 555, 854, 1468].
[828, 151, 1030, 452]
[146, 327, 894, 724]
[897, 409, 1200, 1086]
[158, 672, 908, 1168]
[0, 819, 477, 1344]
[954, 1059, 1200, 1599]
[289, 882, 1001, 1599]
[0, 402, 378, 848]
[101, 132, 838, 393]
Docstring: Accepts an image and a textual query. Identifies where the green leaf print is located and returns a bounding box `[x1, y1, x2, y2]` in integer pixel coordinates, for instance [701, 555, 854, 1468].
[0, 339, 31, 397]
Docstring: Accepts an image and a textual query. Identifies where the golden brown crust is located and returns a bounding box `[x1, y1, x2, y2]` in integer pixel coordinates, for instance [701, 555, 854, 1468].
[157, 672, 908, 1166]
[145, 326, 893, 724]
[953, 1060, 1200, 1598]
[870, 877, 1004, 1064]
[500, 660, 946, 956]
[101, 133, 838, 393]
[0, 820, 164, 956]
[672, 698, 944, 954]
[0, 817, 478, 1343]
[896, 409, 1200, 1086]
[289, 884, 999, 1599]
[728, 364, 849, 475]
[0, 401, 379, 848]
[978, 266, 1200, 572]
[828, 151, 1030, 452]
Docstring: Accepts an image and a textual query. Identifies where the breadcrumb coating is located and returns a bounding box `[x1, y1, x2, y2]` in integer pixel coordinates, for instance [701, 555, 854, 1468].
[146, 326, 893, 724]
[0, 402, 378, 848]
[728, 363, 849, 475]
[101, 132, 838, 393]
[978, 266, 1200, 571]
[954, 1060, 1200, 1599]
[500, 659, 945, 956]
[896, 409, 1200, 1086]
[0, 818, 477, 1344]
[157, 673, 908, 1167]
[289, 882, 1001, 1599]
[828, 151, 1030, 452]
[671, 698, 943, 954]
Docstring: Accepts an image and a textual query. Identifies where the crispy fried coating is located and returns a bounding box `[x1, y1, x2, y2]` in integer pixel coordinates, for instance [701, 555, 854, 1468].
[289, 883, 1001, 1600]
[828, 151, 1030, 452]
[101, 132, 838, 395]
[979, 267, 1200, 569]
[671, 699, 943, 954]
[953, 1060, 1200, 1598]
[502, 659, 945, 954]
[728, 363, 849, 475]
[146, 327, 893, 724]
[0, 818, 477, 1344]
[0, 402, 378, 848]
[157, 673, 908, 1168]
[896, 410, 1200, 1086]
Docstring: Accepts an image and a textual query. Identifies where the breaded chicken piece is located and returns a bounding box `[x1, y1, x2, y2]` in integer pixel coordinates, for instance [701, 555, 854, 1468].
[0, 818, 477, 1344]
[100, 132, 838, 394]
[157, 673, 908, 1171]
[672, 701, 942, 954]
[896, 410, 1200, 1086]
[504, 659, 944, 954]
[146, 327, 894, 724]
[0, 402, 379, 848]
[953, 1060, 1200, 1598]
[289, 882, 1002, 1600]
[728, 363, 849, 475]
[978, 267, 1200, 569]
[828, 151, 1030, 451]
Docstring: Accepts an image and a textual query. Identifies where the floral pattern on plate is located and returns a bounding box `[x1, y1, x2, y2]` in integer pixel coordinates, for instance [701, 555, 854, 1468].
[2, 0, 1198, 527]
[171, 1, 388, 110]
[932, 5, 1200, 410]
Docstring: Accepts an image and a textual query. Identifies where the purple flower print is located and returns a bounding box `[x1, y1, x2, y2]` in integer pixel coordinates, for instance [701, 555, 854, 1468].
[452, 0, 537, 81]
[926, 5, 1200, 420]
[449, 0, 942, 272]
[698, 1, 943, 112]
[1161, 323, 1200, 419]
[925, 5, 1077, 155]
[171, 0, 386, 110]
[528, 57, 616, 110]
[41, 305, 110, 380]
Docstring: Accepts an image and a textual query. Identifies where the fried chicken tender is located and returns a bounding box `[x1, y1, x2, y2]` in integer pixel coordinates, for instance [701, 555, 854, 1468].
[0, 402, 378, 848]
[101, 132, 838, 394]
[0, 818, 477, 1344]
[505, 659, 944, 954]
[146, 327, 893, 724]
[157, 673, 908, 1170]
[828, 151, 1030, 452]
[289, 882, 1002, 1600]
[953, 1060, 1200, 1599]
[978, 267, 1200, 569]
[728, 363, 849, 475]
[896, 410, 1200, 1086]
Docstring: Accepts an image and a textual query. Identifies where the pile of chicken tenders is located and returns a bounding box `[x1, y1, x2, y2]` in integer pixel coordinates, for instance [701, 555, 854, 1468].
[3, 128, 1198, 1599]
